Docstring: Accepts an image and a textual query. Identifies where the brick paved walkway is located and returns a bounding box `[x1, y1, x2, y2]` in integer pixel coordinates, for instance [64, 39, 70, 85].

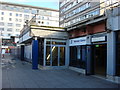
[2, 54, 119, 88]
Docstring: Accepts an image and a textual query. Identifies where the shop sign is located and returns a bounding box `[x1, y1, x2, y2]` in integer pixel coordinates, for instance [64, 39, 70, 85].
[92, 36, 106, 42]
[69, 37, 87, 46]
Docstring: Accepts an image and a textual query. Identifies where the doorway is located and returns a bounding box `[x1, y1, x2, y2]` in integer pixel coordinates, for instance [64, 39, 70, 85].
[46, 46, 65, 66]
[92, 44, 107, 76]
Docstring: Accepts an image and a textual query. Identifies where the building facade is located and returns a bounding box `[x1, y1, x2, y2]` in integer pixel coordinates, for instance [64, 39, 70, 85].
[59, 0, 120, 83]
[0, 2, 59, 44]
[18, 16, 68, 69]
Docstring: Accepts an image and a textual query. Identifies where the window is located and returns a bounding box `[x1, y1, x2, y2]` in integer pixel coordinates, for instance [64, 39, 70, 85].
[42, 16, 44, 20]
[19, 14, 22, 17]
[31, 9, 37, 14]
[0, 22, 4, 26]
[9, 18, 12, 21]
[0, 33, 3, 36]
[8, 23, 13, 26]
[9, 13, 12, 16]
[16, 13, 18, 16]
[1, 12, 4, 15]
[0, 28, 4, 31]
[16, 24, 21, 27]
[24, 15, 29, 19]
[16, 34, 19, 36]
[24, 9, 30, 13]
[47, 17, 49, 20]
[47, 22, 49, 25]
[8, 33, 11, 36]
[7, 28, 12, 31]
[19, 19, 22, 22]
[15, 7, 23, 12]
[8, 6, 14, 11]
[1, 17, 4, 20]
[65, 3, 91, 18]
[16, 18, 18, 22]
[70, 46, 87, 69]
[16, 29, 20, 32]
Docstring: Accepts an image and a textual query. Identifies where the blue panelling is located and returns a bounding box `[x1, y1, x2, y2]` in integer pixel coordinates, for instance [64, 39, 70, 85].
[32, 40, 38, 69]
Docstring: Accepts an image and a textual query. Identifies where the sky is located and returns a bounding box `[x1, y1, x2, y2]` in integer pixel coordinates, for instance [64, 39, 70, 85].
[0, 0, 59, 10]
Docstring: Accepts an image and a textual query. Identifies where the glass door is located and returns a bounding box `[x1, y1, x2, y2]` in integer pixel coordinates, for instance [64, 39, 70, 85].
[59, 47, 65, 66]
[52, 46, 58, 66]
[45, 46, 65, 66]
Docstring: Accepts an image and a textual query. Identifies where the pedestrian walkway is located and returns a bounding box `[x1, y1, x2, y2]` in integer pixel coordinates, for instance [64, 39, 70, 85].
[2, 54, 119, 88]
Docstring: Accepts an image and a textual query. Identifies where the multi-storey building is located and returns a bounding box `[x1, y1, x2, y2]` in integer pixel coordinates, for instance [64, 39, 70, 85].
[0, 2, 59, 44]
[60, 0, 120, 83]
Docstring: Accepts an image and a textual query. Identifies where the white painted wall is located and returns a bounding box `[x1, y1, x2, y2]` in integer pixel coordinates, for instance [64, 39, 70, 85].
[24, 44, 32, 61]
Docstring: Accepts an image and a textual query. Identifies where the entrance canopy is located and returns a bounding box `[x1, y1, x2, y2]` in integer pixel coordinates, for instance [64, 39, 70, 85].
[19, 25, 68, 43]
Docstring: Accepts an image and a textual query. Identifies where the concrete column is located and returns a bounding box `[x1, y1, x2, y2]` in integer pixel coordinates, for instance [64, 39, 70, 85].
[43, 39, 46, 67]
[107, 31, 116, 76]
[66, 39, 70, 67]
[21, 45, 24, 61]
[32, 39, 38, 69]
[86, 46, 92, 75]
[86, 35, 92, 75]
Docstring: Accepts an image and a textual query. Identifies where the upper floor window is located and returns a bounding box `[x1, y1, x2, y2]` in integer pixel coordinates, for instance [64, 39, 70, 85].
[24, 15, 29, 19]
[16, 24, 21, 27]
[16, 29, 20, 32]
[0, 33, 4, 36]
[0, 22, 4, 26]
[47, 17, 49, 20]
[9, 13, 12, 16]
[16, 34, 19, 37]
[16, 13, 18, 17]
[1, 17, 4, 20]
[8, 23, 13, 26]
[42, 16, 44, 20]
[1, 12, 4, 15]
[31, 9, 37, 14]
[8, 33, 11, 36]
[7, 28, 12, 31]
[24, 9, 30, 13]
[47, 22, 49, 25]
[16, 18, 18, 22]
[9, 18, 12, 21]
[19, 19, 22, 22]
[0, 28, 4, 31]
[19, 14, 22, 17]
[8, 6, 14, 11]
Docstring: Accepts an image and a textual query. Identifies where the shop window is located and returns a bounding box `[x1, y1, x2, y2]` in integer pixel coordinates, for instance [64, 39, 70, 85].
[70, 46, 86, 69]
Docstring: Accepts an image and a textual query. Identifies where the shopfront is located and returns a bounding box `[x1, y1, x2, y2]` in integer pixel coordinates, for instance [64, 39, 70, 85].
[91, 35, 107, 76]
[69, 36, 88, 72]
[116, 31, 120, 76]
[42, 39, 67, 68]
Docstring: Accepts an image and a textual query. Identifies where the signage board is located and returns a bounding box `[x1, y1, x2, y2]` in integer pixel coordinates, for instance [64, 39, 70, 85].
[69, 37, 87, 46]
[92, 36, 106, 42]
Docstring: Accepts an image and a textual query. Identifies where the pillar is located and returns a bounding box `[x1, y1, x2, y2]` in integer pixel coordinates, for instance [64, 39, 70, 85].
[21, 45, 24, 61]
[32, 38, 38, 69]
[107, 31, 116, 76]
[86, 46, 92, 75]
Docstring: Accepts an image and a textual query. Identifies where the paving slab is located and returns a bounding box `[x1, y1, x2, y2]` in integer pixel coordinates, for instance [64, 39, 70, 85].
[2, 54, 119, 88]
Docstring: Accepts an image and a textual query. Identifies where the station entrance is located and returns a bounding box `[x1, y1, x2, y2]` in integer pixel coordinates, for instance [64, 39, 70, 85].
[92, 44, 107, 77]
[44, 39, 66, 67]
